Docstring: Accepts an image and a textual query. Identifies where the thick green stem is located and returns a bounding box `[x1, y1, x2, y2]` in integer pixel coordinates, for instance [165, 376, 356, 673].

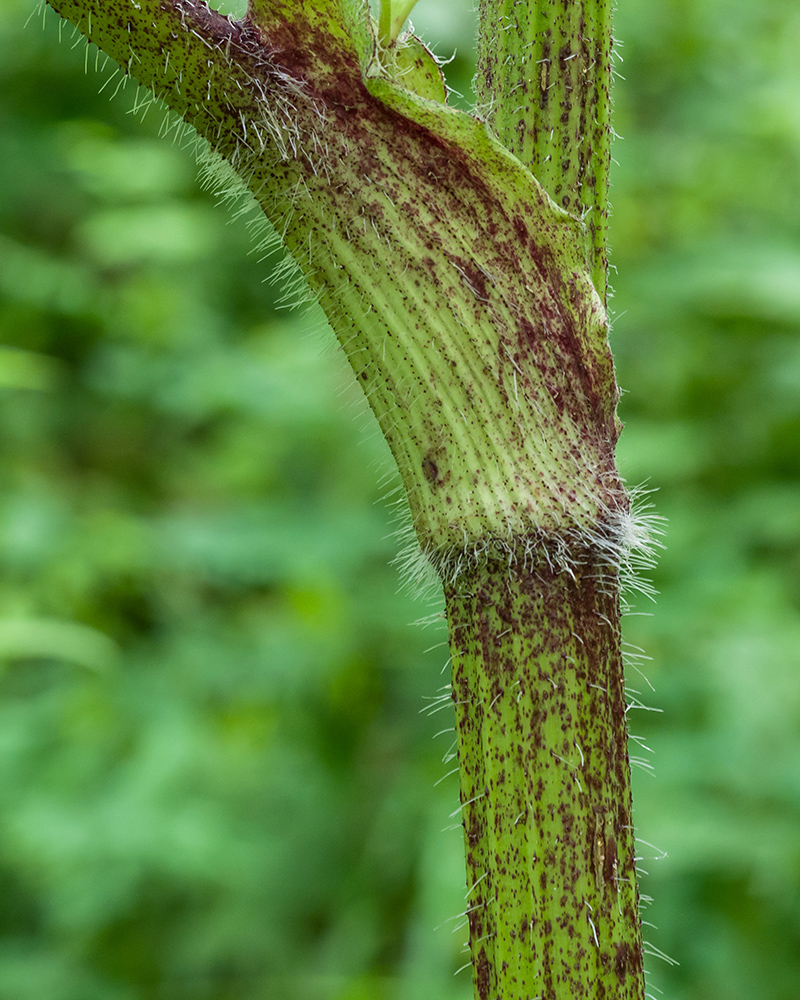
[438, 5, 645, 996]
[476, 0, 613, 300]
[46, 0, 620, 557]
[40, 2, 646, 997]
[445, 553, 644, 998]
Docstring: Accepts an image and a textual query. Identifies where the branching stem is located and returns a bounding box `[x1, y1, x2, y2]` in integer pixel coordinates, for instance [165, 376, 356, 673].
[40, 2, 647, 997]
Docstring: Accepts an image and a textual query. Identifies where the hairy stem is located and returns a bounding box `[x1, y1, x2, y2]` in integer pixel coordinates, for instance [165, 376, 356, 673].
[446, 554, 644, 999]
[46, 0, 618, 558]
[443, 3, 645, 998]
[40, 2, 646, 997]
[476, 0, 614, 300]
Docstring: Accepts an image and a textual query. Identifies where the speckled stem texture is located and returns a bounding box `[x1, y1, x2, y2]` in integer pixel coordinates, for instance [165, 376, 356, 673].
[42, 1, 644, 997]
[476, 0, 613, 301]
[45, 0, 622, 556]
[446, 556, 643, 999]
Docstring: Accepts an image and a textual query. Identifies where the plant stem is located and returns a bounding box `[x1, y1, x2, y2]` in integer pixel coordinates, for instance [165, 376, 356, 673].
[450, 6, 645, 996]
[40, 2, 647, 996]
[45, 0, 617, 557]
[445, 553, 644, 998]
[476, 0, 614, 301]
[378, 0, 421, 45]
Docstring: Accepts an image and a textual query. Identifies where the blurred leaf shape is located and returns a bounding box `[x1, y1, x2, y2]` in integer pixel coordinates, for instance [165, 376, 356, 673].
[0, 618, 118, 671]
[0, 234, 98, 315]
[77, 205, 218, 267]
[59, 125, 194, 201]
[0, 347, 62, 392]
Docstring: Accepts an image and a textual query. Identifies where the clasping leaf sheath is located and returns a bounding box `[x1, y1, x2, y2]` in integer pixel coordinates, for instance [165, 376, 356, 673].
[41, 1, 648, 996]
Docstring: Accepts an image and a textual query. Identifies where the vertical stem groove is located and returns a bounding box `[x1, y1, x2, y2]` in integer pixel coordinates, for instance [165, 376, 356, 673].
[475, 0, 613, 301]
[445, 554, 644, 999]
[40, 2, 645, 995]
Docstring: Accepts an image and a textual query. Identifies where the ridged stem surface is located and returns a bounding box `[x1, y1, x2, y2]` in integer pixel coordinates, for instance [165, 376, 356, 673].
[46, 0, 620, 556]
[446, 555, 644, 999]
[40, 3, 646, 998]
[476, 0, 613, 299]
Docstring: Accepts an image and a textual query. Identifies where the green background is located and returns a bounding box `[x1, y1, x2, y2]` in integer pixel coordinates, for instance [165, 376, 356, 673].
[1, 0, 799, 997]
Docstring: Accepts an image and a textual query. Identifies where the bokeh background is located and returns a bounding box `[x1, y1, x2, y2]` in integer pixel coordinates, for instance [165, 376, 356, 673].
[1, 0, 799, 997]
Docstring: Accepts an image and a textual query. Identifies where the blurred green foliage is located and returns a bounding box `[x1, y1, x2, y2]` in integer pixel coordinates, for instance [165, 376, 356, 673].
[1, 0, 799, 998]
